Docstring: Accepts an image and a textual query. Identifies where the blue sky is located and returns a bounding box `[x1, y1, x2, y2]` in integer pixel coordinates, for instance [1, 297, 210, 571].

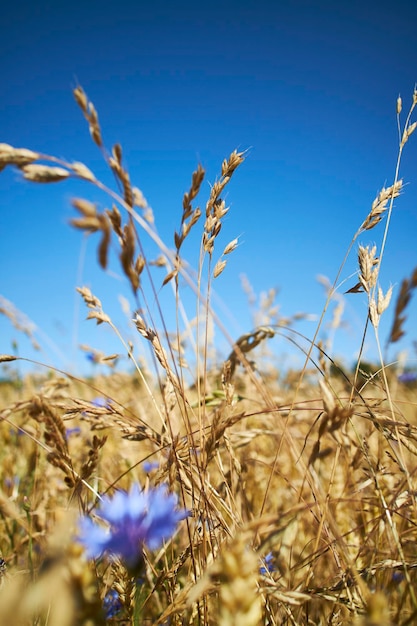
[1, 0, 417, 377]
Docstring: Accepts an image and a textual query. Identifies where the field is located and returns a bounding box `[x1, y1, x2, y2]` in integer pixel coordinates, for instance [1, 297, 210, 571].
[1, 87, 417, 625]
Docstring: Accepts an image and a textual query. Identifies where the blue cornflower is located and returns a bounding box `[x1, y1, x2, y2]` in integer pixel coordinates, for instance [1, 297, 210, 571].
[103, 588, 122, 618]
[91, 396, 112, 409]
[65, 426, 81, 438]
[143, 460, 159, 473]
[78, 483, 188, 570]
[398, 371, 417, 384]
[260, 552, 275, 575]
[392, 570, 405, 584]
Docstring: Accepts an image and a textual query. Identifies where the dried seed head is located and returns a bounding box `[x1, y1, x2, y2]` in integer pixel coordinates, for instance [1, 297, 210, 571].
[86, 310, 111, 325]
[214, 198, 228, 219]
[133, 313, 147, 334]
[97, 216, 111, 270]
[358, 244, 378, 292]
[108, 156, 121, 176]
[112, 143, 123, 163]
[150, 255, 167, 267]
[205, 215, 217, 233]
[213, 259, 227, 278]
[376, 285, 393, 315]
[0, 355, 17, 363]
[187, 163, 205, 205]
[0, 144, 39, 168]
[86, 102, 103, 147]
[70, 216, 100, 232]
[73, 86, 88, 112]
[132, 187, 147, 208]
[362, 180, 403, 232]
[144, 207, 154, 223]
[202, 150, 244, 256]
[212, 221, 222, 238]
[89, 125, 102, 148]
[223, 238, 239, 255]
[71, 161, 96, 182]
[106, 204, 123, 237]
[21, 164, 70, 183]
[0, 143, 40, 165]
[134, 255, 145, 275]
[397, 95, 402, 115]
[120, 169, 133, 207]
[387, 267, 417, 344]
[203, 233, 215, 254]
[406, 121, 417, 139]
[369, 298, 380, 328]
[189, 208, 201, 227]
[72, 198, 97, 218]
[76, 286, 102, 309]
[221, 149, 245, 177]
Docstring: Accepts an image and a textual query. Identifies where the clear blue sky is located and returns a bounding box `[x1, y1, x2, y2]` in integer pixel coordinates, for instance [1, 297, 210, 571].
[1, 0, 417, 377]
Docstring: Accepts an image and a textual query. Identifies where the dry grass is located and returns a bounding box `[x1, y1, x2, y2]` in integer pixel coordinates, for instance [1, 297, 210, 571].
[0, 86, 417, 625]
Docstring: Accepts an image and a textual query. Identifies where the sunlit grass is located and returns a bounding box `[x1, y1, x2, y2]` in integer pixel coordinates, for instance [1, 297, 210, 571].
[0, 87, 417, 625]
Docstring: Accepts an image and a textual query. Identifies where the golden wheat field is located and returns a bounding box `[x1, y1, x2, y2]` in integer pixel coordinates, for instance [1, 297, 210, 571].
[1, 86, 417, 626]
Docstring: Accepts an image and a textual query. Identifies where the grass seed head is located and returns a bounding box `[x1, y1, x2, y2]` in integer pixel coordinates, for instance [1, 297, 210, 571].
[396, 95, 402, 115]
[213, 259, 227, 278]
[0, 144, 39, 169]
[21, 164, 70, 183]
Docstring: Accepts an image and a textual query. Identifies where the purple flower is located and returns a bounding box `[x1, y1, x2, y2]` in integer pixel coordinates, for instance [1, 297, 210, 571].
[78, 484, 188, 570]
[103, 589, 122, 618]
[66, 426, 81, 438]
[392, 570, 404, 584]
[260, 552, 275, 575]
[91, 396, 112, 409]
[398, 371, 417, 384]
[143, 460, 159, 473]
